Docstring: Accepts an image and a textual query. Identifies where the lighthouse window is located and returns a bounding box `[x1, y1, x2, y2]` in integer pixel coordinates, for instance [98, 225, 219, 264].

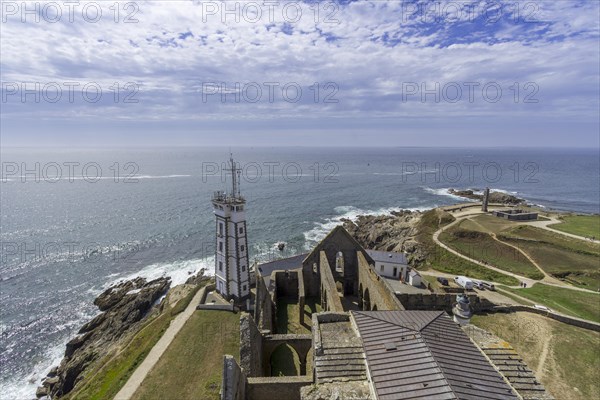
[239, 227, 244, 234]
[219, 241, 223, 252]
[219, 261, 223, 271]
[243, 284, 247, 291]
[241, 265, 246, 272]
[219, 223, 223, 235]
[240, 245, 245, 252]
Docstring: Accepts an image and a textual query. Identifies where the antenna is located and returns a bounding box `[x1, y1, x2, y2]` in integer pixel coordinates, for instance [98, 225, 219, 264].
[225, 153, 240, 199]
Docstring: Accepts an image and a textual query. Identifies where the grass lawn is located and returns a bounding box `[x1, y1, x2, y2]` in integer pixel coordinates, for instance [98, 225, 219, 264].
[471, 312, 600, 400]
[270, 344, 301, 376]
[276, 296, 322, 334]
[500, 226, 600, 289]
[549, 215, 600, 239]
[66, 283, 206, 400]
[417, 210, 519, 286]
[131, 310, 240, 400]
[500, 283, 600, 323]
[462, 214, 522, 234]
[439, 221, 544, 280]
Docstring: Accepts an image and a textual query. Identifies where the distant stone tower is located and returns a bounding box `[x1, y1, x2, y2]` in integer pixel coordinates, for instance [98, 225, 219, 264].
[212, 155, 250, 303]
[482, 187, 490, 212]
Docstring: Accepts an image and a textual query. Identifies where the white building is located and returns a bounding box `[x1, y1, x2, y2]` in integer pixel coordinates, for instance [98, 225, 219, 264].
[408, 269, 422, 287]
[212, 156, 250, 303]
[366, 250, 408, 280]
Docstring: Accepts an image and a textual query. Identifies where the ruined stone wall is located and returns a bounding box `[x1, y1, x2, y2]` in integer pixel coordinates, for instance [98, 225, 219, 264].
[396, 293, 495, 312]
[319, 252, 344, 312]
[254, 272, 274, 332]
[240, 313, 263, 377]
[357, 252, 405, 311]
[298, 269, 305, 327]
[221, 355, 246, 400]
[247, 376, 313, 400]
[275, 271, 299, 300]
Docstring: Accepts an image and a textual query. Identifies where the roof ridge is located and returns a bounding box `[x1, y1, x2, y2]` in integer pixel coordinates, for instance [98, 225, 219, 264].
[354, 310, 444, 332]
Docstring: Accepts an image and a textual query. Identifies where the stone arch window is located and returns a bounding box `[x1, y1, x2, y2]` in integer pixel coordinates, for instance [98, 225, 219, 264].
[335, 251, 344, 273]
[312, 262, 318, 274]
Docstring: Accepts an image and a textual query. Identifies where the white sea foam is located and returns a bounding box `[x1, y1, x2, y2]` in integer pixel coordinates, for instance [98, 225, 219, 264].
[422, 187, 477, 201]
[108, 257, 215, 289]
[303, 204, 431, 250]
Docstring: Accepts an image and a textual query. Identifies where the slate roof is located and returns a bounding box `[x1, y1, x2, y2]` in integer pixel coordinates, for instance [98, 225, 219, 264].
[366, 250, 408, 265]
[352, 311, 519, 400]
[256, 253, 307, 285]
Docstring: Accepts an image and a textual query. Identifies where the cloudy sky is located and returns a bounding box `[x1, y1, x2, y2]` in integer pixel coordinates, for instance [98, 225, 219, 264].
[1, 0, 599, 147]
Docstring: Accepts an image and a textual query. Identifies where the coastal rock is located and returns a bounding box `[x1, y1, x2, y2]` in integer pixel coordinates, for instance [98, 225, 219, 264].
[342, 210, 426, 264]
[36, 386, 48, 398]
[448, 188, 524, 205]
[185, 268, 208, 285]
[39, 276, 171, 398]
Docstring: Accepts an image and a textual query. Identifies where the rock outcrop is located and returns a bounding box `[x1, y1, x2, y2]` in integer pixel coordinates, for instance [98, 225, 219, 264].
[38, 277, 170, 398]
[448, 189, 524, 205]
[342, 210, 426, 265]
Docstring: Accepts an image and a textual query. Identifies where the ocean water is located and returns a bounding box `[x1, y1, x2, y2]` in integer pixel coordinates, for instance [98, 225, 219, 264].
[1, 147, 598, 398]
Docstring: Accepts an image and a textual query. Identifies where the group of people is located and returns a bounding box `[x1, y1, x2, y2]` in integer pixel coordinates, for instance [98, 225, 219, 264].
[520, 281, 528, 288]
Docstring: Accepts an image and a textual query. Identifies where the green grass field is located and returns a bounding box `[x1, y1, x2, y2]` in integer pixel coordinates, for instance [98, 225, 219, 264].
[439, 221, 544, 280]
[131, 310, 240, 400]
[500, 226, 600, 289]
[417, 210, 519, 286]
[500, 284, 600, 323]
[66, 283, 206, 400]
[549, 215, 600, 238]
[471, 312, 600, 400]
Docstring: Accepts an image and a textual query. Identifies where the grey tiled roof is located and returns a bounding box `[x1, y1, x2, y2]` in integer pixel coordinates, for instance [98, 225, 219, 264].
[353, 311, 519, 400]
[366, 250, 408, 265]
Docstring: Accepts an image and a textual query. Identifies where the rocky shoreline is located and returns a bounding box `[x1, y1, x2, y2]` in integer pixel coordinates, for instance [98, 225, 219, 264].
[36, 277, 171, 399]
[342, 210, 428, 266]
[447, 188, 525, 205]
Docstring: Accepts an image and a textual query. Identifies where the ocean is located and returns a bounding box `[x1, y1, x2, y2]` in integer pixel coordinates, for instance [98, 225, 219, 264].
[1, 147, 598, 398]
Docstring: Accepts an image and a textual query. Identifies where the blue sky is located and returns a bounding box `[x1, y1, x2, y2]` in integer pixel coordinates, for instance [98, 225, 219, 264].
[1, 0, 599, 147]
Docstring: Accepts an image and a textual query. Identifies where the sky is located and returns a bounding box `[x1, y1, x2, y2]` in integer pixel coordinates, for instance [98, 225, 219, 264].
[1, 0, 599, 147]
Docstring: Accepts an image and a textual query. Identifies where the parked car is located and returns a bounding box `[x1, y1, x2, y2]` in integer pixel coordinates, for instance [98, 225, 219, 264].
[471, 280, 485, 290]
[482, 282, 495, 291]
[454, 276, 474, 290]
[436, 277, 449, 286]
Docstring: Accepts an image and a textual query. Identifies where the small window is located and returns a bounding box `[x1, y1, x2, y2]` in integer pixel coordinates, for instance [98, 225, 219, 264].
[240, 245, 245, 252]
[219, 223, 223, 235]
[393, 267, 398, 277]
[241, 265, 246, 272]
[219, 261, 223, 271]
[239, 227, 244, 234]
[219, 241, 223, 252]
[313, 262, 318, 274]
[380, 265, 384, 272]
[242, 284, 247, 291]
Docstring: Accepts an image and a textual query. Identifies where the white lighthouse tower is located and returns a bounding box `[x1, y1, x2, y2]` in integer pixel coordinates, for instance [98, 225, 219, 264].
[212, 156, 250, 303]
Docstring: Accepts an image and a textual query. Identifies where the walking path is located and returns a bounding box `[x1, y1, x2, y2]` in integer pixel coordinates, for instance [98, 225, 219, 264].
[432, 211, 599, 294]
[527, 217, 600, 244]
[114, 286, 208, 400]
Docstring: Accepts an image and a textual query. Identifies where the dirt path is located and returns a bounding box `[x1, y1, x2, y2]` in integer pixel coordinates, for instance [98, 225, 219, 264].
[114, 286, 208, 400]
[526, 217, 600, 244]
[433, 212, 598, 294]
[536, 333, 553, 382]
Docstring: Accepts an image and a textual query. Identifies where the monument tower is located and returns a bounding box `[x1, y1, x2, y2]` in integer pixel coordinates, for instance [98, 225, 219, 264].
[212, 156, 250, 302]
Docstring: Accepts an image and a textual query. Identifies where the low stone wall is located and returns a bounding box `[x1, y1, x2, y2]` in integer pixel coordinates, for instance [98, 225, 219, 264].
[497, 305, 600, 332]
[221, 355, 246, 400]
[298, 269, 306, 327]
[397, 293, 495, 312]
[247, 376, 313, 400]
[197, 303, 235, 312]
